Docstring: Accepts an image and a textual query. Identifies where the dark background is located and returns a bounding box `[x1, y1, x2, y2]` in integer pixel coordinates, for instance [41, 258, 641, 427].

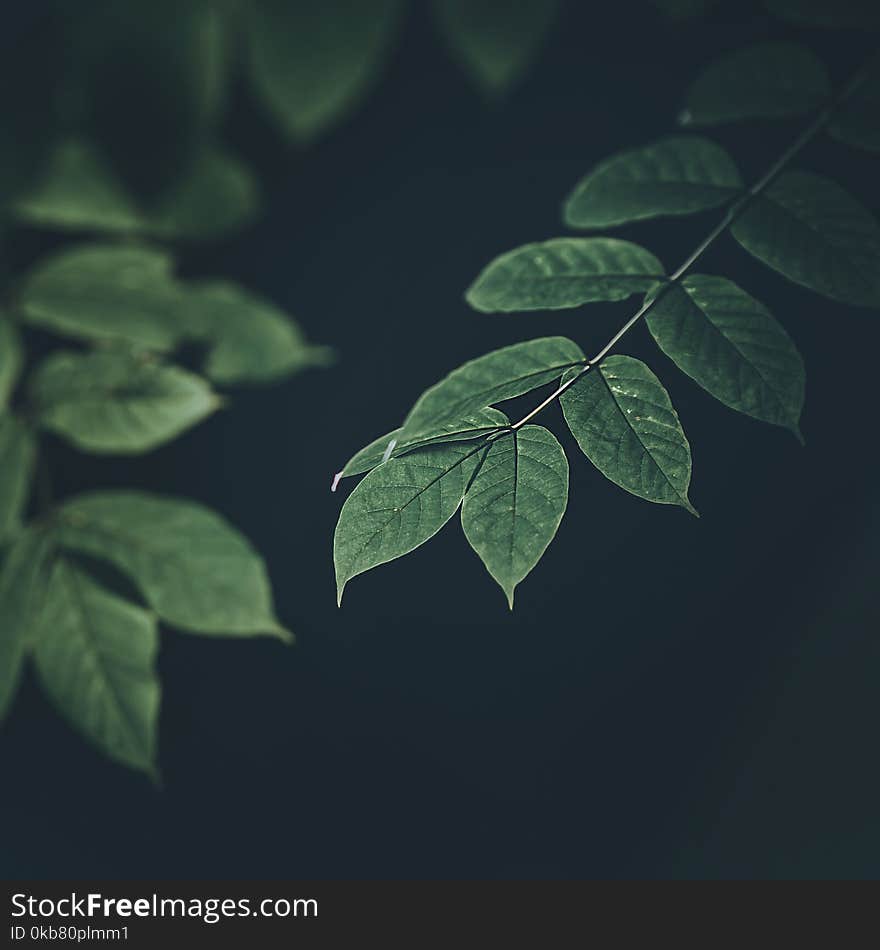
[1, 0, 878, 879]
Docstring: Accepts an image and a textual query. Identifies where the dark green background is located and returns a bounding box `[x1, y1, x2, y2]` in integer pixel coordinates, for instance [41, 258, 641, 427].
[2, 1, 878, 879]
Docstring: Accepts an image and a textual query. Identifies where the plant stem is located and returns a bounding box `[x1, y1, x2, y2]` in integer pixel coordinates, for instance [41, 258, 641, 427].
[506, 47, 880, 433]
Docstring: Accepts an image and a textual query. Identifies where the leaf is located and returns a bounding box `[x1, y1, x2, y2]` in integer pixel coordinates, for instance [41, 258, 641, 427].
[400, 336, 584, 440]
[0, 530, 53, 721]
[342, 408, 509, 478]
[763, 0, 880, 29]
[246, 0, 404, 143]
[33, 558, 160, 777]
[681, 43, 830, 126]
[461, 425, 567, 607]
[563, 136, 742, 229]
[731, 171, 880, 307]
[54, 492, 289, 639]
[334, 441, 479, 603]
[560, 355, 696, 513]
[0, 315, 23, 409]
[646, 276, 805, 436]
[0, 416, 36, 543]
[829, 66, 880, 153]
[432, 0, 560, 96]
[14, 140, 259, 241]
[184, 282, 332, 384]
[20, 244, 185, 348]
[466, 238, 664, 312]
[31, 350, 219, 455]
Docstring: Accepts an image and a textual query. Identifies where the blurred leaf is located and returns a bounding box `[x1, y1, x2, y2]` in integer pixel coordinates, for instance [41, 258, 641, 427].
[461, 425, 567, 608]
[731, 170, 880, 307]
[55, 492, 289, 639]
[829, 67, 880, 152]
[0, 416, 36, 544]
[433, 0, 560, 96]
[564, 136, 742, 228]
[334, 442, 479, 604]
[0, 529, 53, 721]
[31, 350, 219, 455]
[763, 0, 880, 29]
[466, 238, 664, 312]
[342, 408, 509, 478]
[681, 43, 830, 127]
[246, 0, 404, 144]
[19, 244, 184, 348]
[33, 558, 160, 778]
[184, 282, 331, 384]
[14, 140, 259, 241]
[0, 316, 23, 409]
[400, 337, 585, 440]
[560, 355, 696, 513]
[646, 276, 805, 436]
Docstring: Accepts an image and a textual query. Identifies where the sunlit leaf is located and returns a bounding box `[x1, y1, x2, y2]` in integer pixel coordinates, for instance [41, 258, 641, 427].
[433, 0, 560, 96]
[400, 337, 584, 440]
[55, 492, 289, 639]
[0, 316, 23, 409]
[560, 355, 696, 513]
[461, 425, 567, 607]
[763, 0, 880, 29]
[731, 171, 880, 307]
[33, 558, 160, 777]
[646, 275, 805, 436]
[0, 416, 36, 543]
[0, 530, 53, 721]
[564, 136, 742, 228]
[341, 408, 509, 478]
[246, 0, 404, 143]
[334, 442, 479, 603]
[31, 350, 219, 455]
[829, 66, 880, 153]
[466, 238, 664, 312]
[681, 43, 830, 126]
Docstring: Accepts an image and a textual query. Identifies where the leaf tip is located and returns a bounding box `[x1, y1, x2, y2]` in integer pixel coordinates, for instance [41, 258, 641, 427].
[683, 498, 700, 518]
[791, 425, 806, 447]
[506, 589, 515, 611]
[273, 624, 295, 645]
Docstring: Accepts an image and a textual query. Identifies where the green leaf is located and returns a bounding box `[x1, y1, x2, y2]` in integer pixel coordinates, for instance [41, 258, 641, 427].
[20, 244, 185, 348]
[681, 43, 830, 126]
[0, 315, 23, 410]
[334, 441, 479, 603]
[0, 416, 36, 543]
[400, 336, 584, 440]
[341, 408, 509, 478]
[563, 136, 742, 229]
[466, 238, 664, 312]
[731, 171, 880, 307]
[246, 0, 404, 143]
[14, 140, 259, 241]
[829, 66, 880, 153]
[461, 425, 567, 608]
[432, 0, 560, 96]
[0, 529, 53, 721]
[33, 558, 160, 777]
[31, 350, 219, 455]
[646, 276, 805, 437]
[184, 282, 332, 384]
[54, 492, 289, 639]
[763, 0, 880, 29]
[560, 355, 696, 513]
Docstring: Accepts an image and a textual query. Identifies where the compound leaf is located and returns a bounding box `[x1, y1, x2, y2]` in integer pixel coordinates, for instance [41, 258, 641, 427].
[466, 238, 664, 312]
[33, 558, 160, 777]
[681, 43, 830, 126]
[0, 416, 36, 543]
[461, 425, 568, 607]
[334, 442, 479, 603]
[54, 492, 289, 639]
[560, 355, 696, 513]
[564, 136, 742, 228]
[31, 350, 219, 455]
[646, 275, 805, 436]
[731, 170, 880, 307]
